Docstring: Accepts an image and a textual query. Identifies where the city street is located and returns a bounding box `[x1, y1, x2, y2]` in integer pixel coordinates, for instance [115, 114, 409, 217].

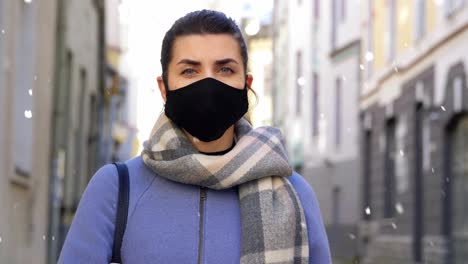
[0, 0, 467, 263]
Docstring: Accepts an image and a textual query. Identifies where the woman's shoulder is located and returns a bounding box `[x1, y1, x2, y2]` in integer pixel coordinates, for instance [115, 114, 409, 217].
[80, 156, 157, 218]
[287, 171, 332, 263]
[287, 171, 316, 199]
[88, 156, 154, 191]
[287, 171, 323, 219]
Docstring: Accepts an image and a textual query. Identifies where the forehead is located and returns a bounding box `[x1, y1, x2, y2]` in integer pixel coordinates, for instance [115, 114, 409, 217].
[171, 34, 242, 63]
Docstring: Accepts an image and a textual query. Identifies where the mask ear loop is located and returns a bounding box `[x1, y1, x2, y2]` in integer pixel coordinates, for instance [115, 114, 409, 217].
[161, 76, 170, 114]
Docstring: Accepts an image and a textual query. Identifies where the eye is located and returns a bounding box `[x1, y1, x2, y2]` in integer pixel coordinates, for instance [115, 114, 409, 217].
[181, 68, 197, 76]
[219, 67, 234, 75]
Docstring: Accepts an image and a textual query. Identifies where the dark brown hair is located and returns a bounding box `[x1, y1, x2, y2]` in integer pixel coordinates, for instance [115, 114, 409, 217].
[160, 9, 248, 90]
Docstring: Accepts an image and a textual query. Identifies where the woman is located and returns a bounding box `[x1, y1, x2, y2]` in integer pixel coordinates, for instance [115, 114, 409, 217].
[58, 10, 331, 264]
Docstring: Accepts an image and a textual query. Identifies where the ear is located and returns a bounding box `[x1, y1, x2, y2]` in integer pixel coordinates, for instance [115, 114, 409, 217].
[246, 73, 253, 88]
[157, 76, 167, 102]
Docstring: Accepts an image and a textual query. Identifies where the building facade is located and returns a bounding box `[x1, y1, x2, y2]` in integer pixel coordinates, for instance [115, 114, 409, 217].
[0, 0, 127, 263]
[359, 0, 468, 263]
[0, 0, 58, 263]
[46, 0, 104, 262]
[241, 16, 274, 127]
[272, 0, 361, 262]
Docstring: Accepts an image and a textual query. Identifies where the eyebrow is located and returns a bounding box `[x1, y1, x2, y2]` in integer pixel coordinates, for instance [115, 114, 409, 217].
[214, 58, 239, 66]
[176, 59, 201, 66]
[175, 58, 239, 66]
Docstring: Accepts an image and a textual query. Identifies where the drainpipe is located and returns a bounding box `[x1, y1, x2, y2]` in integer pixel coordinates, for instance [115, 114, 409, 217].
[47, 0, 66, 262]
[93, 0, 107, 167]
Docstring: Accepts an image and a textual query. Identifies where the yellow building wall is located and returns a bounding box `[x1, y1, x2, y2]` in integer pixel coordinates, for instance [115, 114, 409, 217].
[107, 48, 120, 70]
[370, 0, 439, 75]
[427, 0, 438, 33]
[373, 1, 386, 71]
[397, 0, 413, 54]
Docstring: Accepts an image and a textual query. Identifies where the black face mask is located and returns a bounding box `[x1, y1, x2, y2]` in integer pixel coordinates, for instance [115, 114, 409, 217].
[164, 77, 249, 142]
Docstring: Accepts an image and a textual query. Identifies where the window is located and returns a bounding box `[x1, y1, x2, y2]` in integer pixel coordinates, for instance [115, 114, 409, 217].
[395, 115, 409, 194]
[333, 0, 346, 26]
[384, 118, 397, 218]
[451, 116, 468, 263]
[386, 0, 397, 61]
[314, 0, 320, 19]
[12, 0, 36, 181]
[415, 0, 426, 41]
[335, 78, 342, 148]
[340, 0, 346, 22]
[363, 130, 372, 220]
[295, 51, 303, 115]
[367, 0, 374, 79]
[445, 0, 465, 16]
[312, 73, 319, 137]
[74, 68, 87, 203]
[331, 0, 337, 48]
[331, 186, 342, 248]
[0, 0, 3, 103]
[86, 94, 99, 183]
[414, 104, 424, 262]
[332, 186, 342, 225]
[454, 77, 463, 112]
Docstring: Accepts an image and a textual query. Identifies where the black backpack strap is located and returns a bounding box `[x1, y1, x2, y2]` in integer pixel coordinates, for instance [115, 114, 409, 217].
[111, 162, 130, 264]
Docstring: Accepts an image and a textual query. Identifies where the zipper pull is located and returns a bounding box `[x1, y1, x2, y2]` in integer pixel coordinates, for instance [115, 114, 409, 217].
[200, 187, 207, 200]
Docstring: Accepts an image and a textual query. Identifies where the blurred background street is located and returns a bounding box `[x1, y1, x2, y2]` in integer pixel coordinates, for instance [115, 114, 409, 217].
[1, 0, 467, 263]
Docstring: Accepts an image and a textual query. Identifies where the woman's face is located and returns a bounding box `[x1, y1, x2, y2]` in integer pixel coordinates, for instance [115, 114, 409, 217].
[158, 34, 253, 99]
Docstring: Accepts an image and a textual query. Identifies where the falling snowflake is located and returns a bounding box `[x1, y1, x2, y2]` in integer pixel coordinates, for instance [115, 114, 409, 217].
[359, 64, 365, 70]
[391, 222, 397, 229]
[348, 233, 356, 240]
[0, 236, 2, 243]
[24, 0, 32, 3]
[391, 61, 399, 72]
[399, 150, 405, 156]
[28, 89, 33, 96]
[297, 76, 306, 87]
[1, 29, 5, 34]
[440, 105, 446, 111]
[42, 235, 46, 240]
[395, 202, 404, 214]
[365, 51, 374, 62]
[24, 110, 32, 119]
[365, 206, 371, 216]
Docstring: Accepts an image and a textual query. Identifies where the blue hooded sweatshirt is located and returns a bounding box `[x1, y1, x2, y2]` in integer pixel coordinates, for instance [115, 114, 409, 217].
[58, 156, 331, 263]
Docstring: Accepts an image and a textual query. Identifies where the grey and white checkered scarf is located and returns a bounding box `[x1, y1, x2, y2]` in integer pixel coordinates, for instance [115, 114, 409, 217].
[141, 113, 309, 264]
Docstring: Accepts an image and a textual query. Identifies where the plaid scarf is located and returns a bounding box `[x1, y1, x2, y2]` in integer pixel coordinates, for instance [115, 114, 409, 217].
[141, 114, 309, 264]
